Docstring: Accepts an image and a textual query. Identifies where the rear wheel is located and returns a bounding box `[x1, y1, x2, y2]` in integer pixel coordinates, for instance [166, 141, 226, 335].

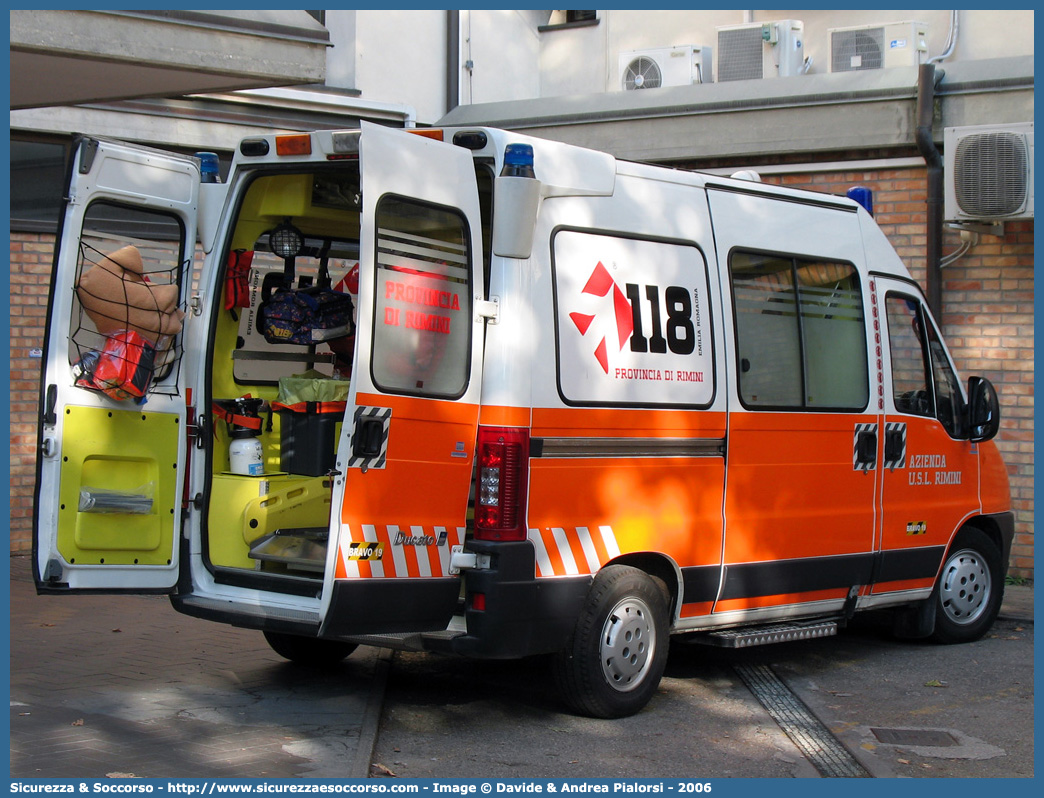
[931, 528, 1004, 644]
[553, 565, 670, 718]
[263, 631, 358, 666]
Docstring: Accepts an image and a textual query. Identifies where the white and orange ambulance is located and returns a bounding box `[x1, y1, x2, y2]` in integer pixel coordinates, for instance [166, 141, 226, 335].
[35, 123, 1013, 717]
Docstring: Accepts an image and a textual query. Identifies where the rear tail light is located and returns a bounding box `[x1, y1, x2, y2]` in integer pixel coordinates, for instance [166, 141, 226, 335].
[474, 426, 529, 541]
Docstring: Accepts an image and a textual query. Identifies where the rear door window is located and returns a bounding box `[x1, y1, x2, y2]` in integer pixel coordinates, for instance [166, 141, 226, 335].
[370, 196, 473, 398]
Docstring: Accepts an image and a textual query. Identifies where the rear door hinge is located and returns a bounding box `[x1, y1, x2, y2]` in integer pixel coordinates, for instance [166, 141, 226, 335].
[189, 412, 208, 449]
[475, 298, 499, 324]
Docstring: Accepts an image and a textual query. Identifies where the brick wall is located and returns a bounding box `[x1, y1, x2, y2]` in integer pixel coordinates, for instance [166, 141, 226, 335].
[9, 169, 1035, 578]
[10, 233, 55, 554]
[767, 167, 1034, 580]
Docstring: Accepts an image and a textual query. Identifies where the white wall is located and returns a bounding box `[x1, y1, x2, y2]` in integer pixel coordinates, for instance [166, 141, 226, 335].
[322, 10, 357, 91]
[351, 9, 448, 125]
[465, 10, 545, 105]
[538, 16, 606, 98]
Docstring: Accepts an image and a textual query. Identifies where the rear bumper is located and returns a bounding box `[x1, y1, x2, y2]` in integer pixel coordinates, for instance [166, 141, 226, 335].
[321, 576, 461, 637]
[173, 541, 592, 658]
[448, 540, 591, 659]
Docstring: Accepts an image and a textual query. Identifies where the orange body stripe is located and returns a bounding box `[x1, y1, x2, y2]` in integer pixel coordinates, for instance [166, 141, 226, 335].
[871, 577, 936, 594]
[679, 601, 714, 619]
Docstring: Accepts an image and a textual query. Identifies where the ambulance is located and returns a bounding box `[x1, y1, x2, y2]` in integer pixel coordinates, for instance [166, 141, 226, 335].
[35, 123, 1013, 718]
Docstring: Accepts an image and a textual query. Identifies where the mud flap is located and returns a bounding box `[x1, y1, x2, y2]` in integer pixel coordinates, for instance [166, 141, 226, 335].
[891, 595, 937, 638]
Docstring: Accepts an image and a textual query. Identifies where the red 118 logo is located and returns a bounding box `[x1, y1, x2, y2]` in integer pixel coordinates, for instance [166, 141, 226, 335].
[569, 262, 696, 374]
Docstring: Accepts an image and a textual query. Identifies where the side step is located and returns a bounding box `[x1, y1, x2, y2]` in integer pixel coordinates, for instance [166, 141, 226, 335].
[345, 629, 465, 653]
[345, 615, 467, 653]
[695, 619, 840, 648]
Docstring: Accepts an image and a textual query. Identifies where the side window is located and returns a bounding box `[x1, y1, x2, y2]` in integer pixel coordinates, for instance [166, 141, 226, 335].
[730, 254, 802, 406]
[885, 294, 935, 418]
[371, 196, 472, 397]
[928, 322, 967, 438]
[730, 252, 868, 410]
[70, 202, 186, 396]
[885, 292, 965, 437]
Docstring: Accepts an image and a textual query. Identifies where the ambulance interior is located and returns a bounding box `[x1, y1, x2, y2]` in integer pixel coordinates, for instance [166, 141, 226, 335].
[206, 168, 364, 584]
[204, 162, 491, 588]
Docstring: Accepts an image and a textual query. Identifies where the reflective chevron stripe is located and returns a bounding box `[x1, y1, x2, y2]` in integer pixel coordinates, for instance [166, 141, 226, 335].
[530, 525, 621, 577]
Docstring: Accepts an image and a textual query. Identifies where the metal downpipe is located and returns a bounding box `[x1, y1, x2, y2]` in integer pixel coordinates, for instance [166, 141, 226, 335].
[916, 63, 944, 319]
[446, 10, 460, 114]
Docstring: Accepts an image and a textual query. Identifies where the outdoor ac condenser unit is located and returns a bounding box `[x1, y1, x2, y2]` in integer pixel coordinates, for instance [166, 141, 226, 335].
[944, 122, 1034, 223]
[829, 21, 929, 72]
[715, 20, 804, 82]
[617, 45, 713, 90]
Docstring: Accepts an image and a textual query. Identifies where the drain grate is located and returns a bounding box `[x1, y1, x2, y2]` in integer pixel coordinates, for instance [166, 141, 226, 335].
[871, 728, 959, 747]
[734, 663, 871, 778]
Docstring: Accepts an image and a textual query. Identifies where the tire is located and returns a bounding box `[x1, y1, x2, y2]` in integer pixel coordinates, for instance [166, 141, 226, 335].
[553, 565, 670, 718]
[263, 631, 358, 666]
[930, 528, 1004, 644]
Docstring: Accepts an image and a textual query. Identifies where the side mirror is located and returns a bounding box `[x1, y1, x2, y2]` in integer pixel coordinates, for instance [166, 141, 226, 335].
[967, 376, 1001, 443]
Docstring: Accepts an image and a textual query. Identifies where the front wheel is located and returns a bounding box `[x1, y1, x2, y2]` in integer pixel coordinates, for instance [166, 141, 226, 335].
[931, 528, 1004, 644]
[553, 565, 670, 718]
[263, 631, 358, 666]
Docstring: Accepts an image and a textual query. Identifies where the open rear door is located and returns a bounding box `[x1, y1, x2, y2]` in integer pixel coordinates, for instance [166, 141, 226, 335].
[320, 123, 486, 635]
[34, 136, 198, 592]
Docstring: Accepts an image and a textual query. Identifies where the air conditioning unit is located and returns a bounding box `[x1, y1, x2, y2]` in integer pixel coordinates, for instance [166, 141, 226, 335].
[944, 122, 1034, 223]
[617, 45, 713, 91]
[715, 20, 804, 82]
[829, 21, 929, 72]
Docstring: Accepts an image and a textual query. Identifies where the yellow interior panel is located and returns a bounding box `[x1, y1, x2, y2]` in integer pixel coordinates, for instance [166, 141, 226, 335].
[242, 475, 333, 544]
[206, 473, 331, 568]
[58, 405, 180, 565]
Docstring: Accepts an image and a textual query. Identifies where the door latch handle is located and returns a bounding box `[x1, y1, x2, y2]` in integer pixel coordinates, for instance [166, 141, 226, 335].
[352, 417, 385, 459]
[885, 430, 904, 463]
[43, 384, 58, 427]
[855, 429, 877, 467]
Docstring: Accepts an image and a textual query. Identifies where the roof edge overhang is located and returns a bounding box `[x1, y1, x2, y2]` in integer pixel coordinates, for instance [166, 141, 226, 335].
[10, 9, 330, 110]
[436, 56, 1034, 164]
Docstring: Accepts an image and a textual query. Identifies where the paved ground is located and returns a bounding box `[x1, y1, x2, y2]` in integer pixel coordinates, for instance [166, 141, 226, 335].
[8, 556, 385, 779]
[8, 554, 1034, 779]
[370, 593, 1034, 779]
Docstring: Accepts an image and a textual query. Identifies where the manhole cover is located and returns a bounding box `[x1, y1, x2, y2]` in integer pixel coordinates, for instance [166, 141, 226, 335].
[871, 728, 959, 747]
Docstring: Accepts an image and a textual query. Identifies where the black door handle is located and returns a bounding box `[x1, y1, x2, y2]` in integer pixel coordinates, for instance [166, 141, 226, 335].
[352, 417, 385, 459]
[885, 429, 905, 463]
[856, 429, 877, 467]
